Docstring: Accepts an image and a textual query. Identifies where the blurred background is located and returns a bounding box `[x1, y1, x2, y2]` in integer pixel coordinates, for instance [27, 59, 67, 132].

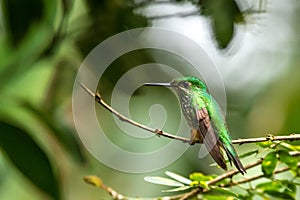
[0, 0, 300, 199]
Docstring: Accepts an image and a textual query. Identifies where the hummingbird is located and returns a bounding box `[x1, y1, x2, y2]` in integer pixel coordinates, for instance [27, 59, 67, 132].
[144, 76, 246, 174]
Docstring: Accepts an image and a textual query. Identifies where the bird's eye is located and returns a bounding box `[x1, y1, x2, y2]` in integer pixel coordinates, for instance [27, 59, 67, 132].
[183, 81, 190, 87]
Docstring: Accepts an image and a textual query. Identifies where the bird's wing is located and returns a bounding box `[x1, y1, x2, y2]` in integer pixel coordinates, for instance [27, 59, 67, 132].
[208, 97, 246, 174]
[196, 108, 227, 170]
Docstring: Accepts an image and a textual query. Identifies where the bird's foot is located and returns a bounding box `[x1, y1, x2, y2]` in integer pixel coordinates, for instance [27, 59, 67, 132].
[189, 129, 202, 145]
[189, 136, 201, 145]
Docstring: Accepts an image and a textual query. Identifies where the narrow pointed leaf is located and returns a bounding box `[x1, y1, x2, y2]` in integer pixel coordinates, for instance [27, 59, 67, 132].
[256, 181, 282, 191]
[165, 171, 191, 185]
[202, 195, 236, 200]
[283, 182, 296, 199]
[256, 179, 296, 199]
[261, 151, 277, 177]
[256, 141, 273, 148]
[189, 172, 214, 182]
[292, 182, 300, 186]
[209, 186, 238, 197]
[279, 142, 300, 151]
[278, 150, 298, 170]
[0, 121, 59, 199]
[239, 149, 259, 159]
[144, 176, 184, 187]
[263, 190, 294, 200]
[162, 186, 191, 193]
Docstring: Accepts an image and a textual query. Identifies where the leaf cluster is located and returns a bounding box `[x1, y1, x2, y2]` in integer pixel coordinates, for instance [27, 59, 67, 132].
[143, 140, 300, 200]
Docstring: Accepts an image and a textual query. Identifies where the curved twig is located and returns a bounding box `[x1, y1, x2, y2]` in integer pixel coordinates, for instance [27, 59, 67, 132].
[79, 83, 191, 143]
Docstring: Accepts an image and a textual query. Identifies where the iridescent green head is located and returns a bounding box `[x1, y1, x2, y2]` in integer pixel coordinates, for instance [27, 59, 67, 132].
[171, 76, 207, 92]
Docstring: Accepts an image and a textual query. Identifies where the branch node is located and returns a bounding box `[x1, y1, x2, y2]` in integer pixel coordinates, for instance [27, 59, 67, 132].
[266, 134, 275, 141]
[155, 129, 163, 137]
[118, 116, 127, 122]
[95, 92, 102, 103]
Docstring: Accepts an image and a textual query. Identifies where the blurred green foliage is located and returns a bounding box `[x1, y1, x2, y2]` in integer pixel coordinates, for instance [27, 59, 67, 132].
[0, 0, 299, 199]
[0, 121, 59, 199]
[0, 0, 149, 199]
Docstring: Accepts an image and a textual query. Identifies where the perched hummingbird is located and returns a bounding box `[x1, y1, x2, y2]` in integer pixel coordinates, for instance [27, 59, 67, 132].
[144, 76, 246, 174]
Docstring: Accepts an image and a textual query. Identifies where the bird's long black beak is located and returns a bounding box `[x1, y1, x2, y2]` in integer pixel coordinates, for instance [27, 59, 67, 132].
[143, 82, 173, 87]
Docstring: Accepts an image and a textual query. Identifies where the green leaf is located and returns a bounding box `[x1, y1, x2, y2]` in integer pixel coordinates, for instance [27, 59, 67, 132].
[256, 141, 273, 148]
[279, 142, 300, 152]
[144, 176, 184, 187]
[189, 173, 214, 189]
[282, 181, 296, 199]
[0, 121, 59, 199]
[209, 186, 238, 197]
[2, 0, 44, 45]
[278, 150, 298, 170]
[256, 181, 282, 191]
[190, 172, 214, 182]
[162, 186, 191, 193]
[165, 171, 191, 185]
[239, 149, 259, 159]
[203, 194, 235, 200]
[263, 190, 294, 200]
[256, 180, 296, 200]
[292, 182, 300, 186]
[261, 151, 277, 177]
[23, 101, 85, 163]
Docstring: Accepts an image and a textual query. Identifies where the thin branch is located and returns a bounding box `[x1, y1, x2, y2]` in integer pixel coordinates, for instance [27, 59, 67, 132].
[80, 83, 191, 143]
[223, 162, 300, 187]
[232, 134, 300, 144]
[207, 158, 264, 186]
[178, 188, 201, 200]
